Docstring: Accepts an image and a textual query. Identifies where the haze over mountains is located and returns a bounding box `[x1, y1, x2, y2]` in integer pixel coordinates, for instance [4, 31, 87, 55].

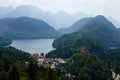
[0, 5, 120, 41]
[59, 15, 117, 34]
[0, 6, 13, 18]
[108, 17, 120, 28]
[0, 5, 90, 29]
[0, 5, 120, 30]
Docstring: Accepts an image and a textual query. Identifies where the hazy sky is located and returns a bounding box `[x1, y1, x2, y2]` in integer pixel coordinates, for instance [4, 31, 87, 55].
[0, 0, 120, 21]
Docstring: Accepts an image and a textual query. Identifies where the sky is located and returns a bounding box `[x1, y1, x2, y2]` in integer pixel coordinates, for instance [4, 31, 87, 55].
[0, 0, 120, 21]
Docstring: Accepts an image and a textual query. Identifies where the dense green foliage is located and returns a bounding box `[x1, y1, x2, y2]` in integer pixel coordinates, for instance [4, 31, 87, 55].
[0, 17, 58, 39]
[64, 53, 113, 80]
[0, 37, 120, 80]
[0, 37, 12, 47]
[0, 47, 31, 80]
[26, 60, 38, 80]
[44, 67, 58, 80]
[0, 47, 31, 65]
[46, 37, 105, 59]
[103, 49, 120, 74]
[46, 36, 120, 79]
[0, 47, 59, 80]
[7, 64, 20, 80]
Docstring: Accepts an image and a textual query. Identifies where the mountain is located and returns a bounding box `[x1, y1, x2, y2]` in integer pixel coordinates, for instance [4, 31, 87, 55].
[46, 37, 104, 59]
[72, 11, 90, 20]
[0, 17, 57, 39]
[58, 15, 116, 34]
[53, 15, 120, 48]
[1, 5, 89, 29]
[58, 17, 92, 34]
[5, 5, 44, 19]
[0, 6, 13, 18]
[44, 10, 77, 29]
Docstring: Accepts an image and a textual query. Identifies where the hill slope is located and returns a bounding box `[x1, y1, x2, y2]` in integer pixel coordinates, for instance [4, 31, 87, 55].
[54, 15, 120, 48]
[0, 37, 12, 46]
[0, 17, 57, 39]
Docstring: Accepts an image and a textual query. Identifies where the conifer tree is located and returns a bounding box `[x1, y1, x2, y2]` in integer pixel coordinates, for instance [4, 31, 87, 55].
[7, 64, 20, 80]
[44, 67, 58, 80]
[26, 60, 37, 80]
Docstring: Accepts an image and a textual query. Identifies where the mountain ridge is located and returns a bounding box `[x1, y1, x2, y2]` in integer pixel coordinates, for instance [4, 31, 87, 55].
[0, 17, 58, 39]
[0, 5, 89, 29]
[54, 15, 120, 48]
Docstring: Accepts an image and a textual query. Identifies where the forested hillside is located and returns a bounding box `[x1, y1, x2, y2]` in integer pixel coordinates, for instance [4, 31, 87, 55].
[0, 37, 12, 47]
[0, 17, 58, 39]
[57, 15, 120, 47]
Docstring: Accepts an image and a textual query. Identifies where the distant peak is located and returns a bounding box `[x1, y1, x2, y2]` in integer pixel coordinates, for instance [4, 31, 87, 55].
[0, 5, 13, 9]
[15, 17, 40, 21]
[16, 16, 30, 19]
[17, 5, 36, 8]
[95, 15, 109, 22]
[15, 5, 41, 10]
[95, 15, 106, 19]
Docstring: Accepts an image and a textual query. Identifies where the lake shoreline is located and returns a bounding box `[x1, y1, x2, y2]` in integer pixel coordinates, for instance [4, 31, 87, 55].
[11, 38, 55, 40]
[11, 39, 54, 54]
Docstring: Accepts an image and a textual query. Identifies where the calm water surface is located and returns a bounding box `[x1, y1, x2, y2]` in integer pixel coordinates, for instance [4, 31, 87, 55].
[11, 39, 54, 54]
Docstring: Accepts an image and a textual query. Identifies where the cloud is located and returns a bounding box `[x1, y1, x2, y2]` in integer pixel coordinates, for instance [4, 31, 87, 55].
[94, 0, 108, 4]
[77, 0, 108, 4]
[8, 0, 31, 7]
[0, 0, 120, 22]
[77, 0, 91, 3]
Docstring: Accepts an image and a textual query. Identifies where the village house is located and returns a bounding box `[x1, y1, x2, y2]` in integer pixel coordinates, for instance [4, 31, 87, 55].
[32, 53, 66, 69]
[112, 70, 120, 80]
[115, 74, 120, 80]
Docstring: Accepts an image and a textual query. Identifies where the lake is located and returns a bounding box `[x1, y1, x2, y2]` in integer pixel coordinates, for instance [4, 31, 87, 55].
[11, 39, 54, 54]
